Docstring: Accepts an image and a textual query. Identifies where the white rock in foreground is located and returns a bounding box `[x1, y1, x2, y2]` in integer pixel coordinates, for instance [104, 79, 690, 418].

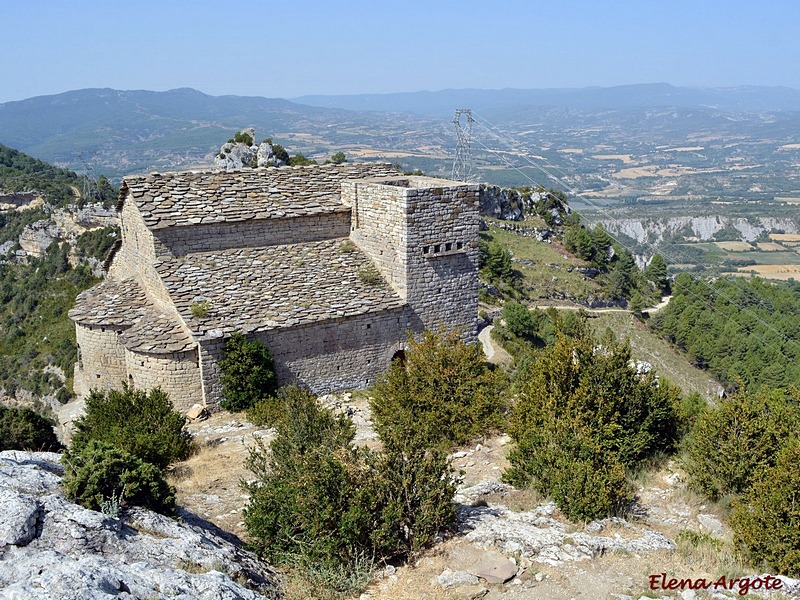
[0, 450, 278, 599]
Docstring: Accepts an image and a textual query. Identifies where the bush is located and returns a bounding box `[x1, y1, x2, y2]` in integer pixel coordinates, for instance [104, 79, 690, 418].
[62, 440, 175, 515]
[504, 332, 681, 520]
[71, 384, 194, 471]
[219, 332, 278, 412]
[0, 405, 63, 451]
[502, 301, 536, 338]
[506, 413, 629, 521]
[233, 131, 254, 146]
[244, 385, 455, 591]
[730, 436, 800, 577]
[683, 387, 800, 501]
[370, 330, 504, 451]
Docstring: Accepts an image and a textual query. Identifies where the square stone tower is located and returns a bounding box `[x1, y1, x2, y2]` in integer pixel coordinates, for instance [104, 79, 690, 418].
[343, 175, 480, 340]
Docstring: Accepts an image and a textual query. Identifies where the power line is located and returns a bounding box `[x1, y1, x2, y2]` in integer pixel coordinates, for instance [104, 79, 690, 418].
[451, 109, 475, 182]
[467, 110, 800, 359]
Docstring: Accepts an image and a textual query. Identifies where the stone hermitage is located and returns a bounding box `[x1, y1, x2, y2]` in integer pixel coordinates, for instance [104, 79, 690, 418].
[69, 163, 480, 412]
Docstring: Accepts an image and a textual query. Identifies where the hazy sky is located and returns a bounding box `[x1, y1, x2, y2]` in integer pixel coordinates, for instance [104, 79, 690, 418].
[1, 0, 798, 103]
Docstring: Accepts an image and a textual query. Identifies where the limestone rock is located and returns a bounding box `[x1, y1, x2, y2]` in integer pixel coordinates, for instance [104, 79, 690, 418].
[214, 129, 289, 170]
[435, 569, 479, 589]
[0, 450, 278, 599]
[468, 550, 518, 584]
[186, 403, 208, 421]
[697, 513, 725, 535]
[457, 502, 675, 566]
[0, 488, 40, 547]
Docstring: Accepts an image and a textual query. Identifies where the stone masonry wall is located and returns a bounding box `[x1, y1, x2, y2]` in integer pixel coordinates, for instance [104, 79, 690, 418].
[108, 199, 175, 311]
[74, 324, 128, 396]
[198, 308, 407, 408]
[154, 211, 351, 256]
[74, 322, 202, 412]
[344, 181, 409, 298]
[404, 184, 480, 339]
[346, 177, 479, 340]
[125, 348, 203, 412]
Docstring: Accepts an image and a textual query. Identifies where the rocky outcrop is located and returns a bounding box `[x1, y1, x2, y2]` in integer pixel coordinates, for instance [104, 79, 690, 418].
[214, 129, 289, 170]
[455, 483, 676, 566]
[479, 186, 571, 225]
[599, 215, 800, 244]
[0, 450, 279, 599]
[17, 203, 118, 257]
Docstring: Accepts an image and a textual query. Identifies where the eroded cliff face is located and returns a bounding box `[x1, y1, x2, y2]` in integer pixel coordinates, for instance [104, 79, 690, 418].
[17, 203, 117, 257]
[598, 215, 800, 245]
[0, 450, 279, 600]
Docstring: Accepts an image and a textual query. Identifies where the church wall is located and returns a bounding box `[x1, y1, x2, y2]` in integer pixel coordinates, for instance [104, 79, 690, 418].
[107, 199, 175, 310]
[73, 323, 128, 396]
[198, 307, 407, 409]
[154, 211, 351, 256]
[125, 348, 203, 413]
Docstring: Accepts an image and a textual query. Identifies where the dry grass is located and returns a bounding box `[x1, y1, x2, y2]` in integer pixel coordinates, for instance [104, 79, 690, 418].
[733, 264, 800, 280]
[714, 241, 753, 252]
[756, 242, 786, 252]
[769, 233, 800, 242]
[168, 412, 272, 538]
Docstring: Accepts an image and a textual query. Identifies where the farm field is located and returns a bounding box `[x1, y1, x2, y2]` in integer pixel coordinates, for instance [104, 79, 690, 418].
[732, 264, 800, 280]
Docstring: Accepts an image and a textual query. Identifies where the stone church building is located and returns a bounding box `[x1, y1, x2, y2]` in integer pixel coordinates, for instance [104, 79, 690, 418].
[69, 163, 480, 411]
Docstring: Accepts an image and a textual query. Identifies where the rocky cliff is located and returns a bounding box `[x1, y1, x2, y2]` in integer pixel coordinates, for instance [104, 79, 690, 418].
[598, 215, 800, 245]
[17, 203, 118, 257]
[0, 450, 279, 599]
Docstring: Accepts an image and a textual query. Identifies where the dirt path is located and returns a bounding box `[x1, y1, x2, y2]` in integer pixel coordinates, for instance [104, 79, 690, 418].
[531, 295, 673, 315]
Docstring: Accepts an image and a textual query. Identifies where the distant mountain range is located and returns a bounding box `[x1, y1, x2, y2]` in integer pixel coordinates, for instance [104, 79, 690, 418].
[294, 83, 800, 115]
[1, 84, 798, 179]
[0, 88, 365, 177]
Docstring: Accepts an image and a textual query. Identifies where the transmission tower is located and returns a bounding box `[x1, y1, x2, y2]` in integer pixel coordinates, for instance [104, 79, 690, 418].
[451, 109, 474, 182]
[77, 152, 99, 202]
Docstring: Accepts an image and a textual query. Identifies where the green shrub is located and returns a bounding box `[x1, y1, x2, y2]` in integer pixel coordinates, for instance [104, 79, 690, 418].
[71, 384, 194, 471]
[505, 412, 629, 521]
[0, 405, 63, 451]
[189, 300, 210, 318]
[683, 387, 800, 501]
[357, 264, 384, 287]
[289, 153, 317, 166]
[233, 131, 254, 146]
[219, 332, 278, 412]
[370, 330, 504, 451]
[245, 386, 295, 427]
[502, 301, 536, 338]
[244, 385, 455, 591]
[328, 151, 347, 164]
[730, 436, 800, 576]
[504, 332, 681, 520]
[62, 440, 175, 515]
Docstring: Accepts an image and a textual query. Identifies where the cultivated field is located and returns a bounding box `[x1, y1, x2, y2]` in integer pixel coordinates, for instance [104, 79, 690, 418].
[714, 241, 753, 252]
[733, 264, 800, 281]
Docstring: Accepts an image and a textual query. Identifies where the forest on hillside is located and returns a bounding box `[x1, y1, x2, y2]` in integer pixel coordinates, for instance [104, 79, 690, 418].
[0, 145, 118, 407]
[650, 274, 800, 391]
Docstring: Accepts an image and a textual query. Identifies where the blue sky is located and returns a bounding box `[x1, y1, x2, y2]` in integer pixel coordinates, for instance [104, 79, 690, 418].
[1, 0, 798, 103]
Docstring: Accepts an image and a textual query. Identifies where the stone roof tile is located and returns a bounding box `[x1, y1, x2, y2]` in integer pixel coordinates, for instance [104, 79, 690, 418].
[158, 238, 405, 340]
[69, 280, 194, 354]
[119, 163, 398, 230]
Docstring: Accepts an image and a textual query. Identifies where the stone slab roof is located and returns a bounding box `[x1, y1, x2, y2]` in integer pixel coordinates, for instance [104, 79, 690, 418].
[156, 238, 405, 340]
[69, 280, 195, 355]
[119, 162, 398, 230]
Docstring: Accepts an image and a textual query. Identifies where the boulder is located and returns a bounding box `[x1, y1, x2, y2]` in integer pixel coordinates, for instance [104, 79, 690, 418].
[0, 450, 279, 599]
